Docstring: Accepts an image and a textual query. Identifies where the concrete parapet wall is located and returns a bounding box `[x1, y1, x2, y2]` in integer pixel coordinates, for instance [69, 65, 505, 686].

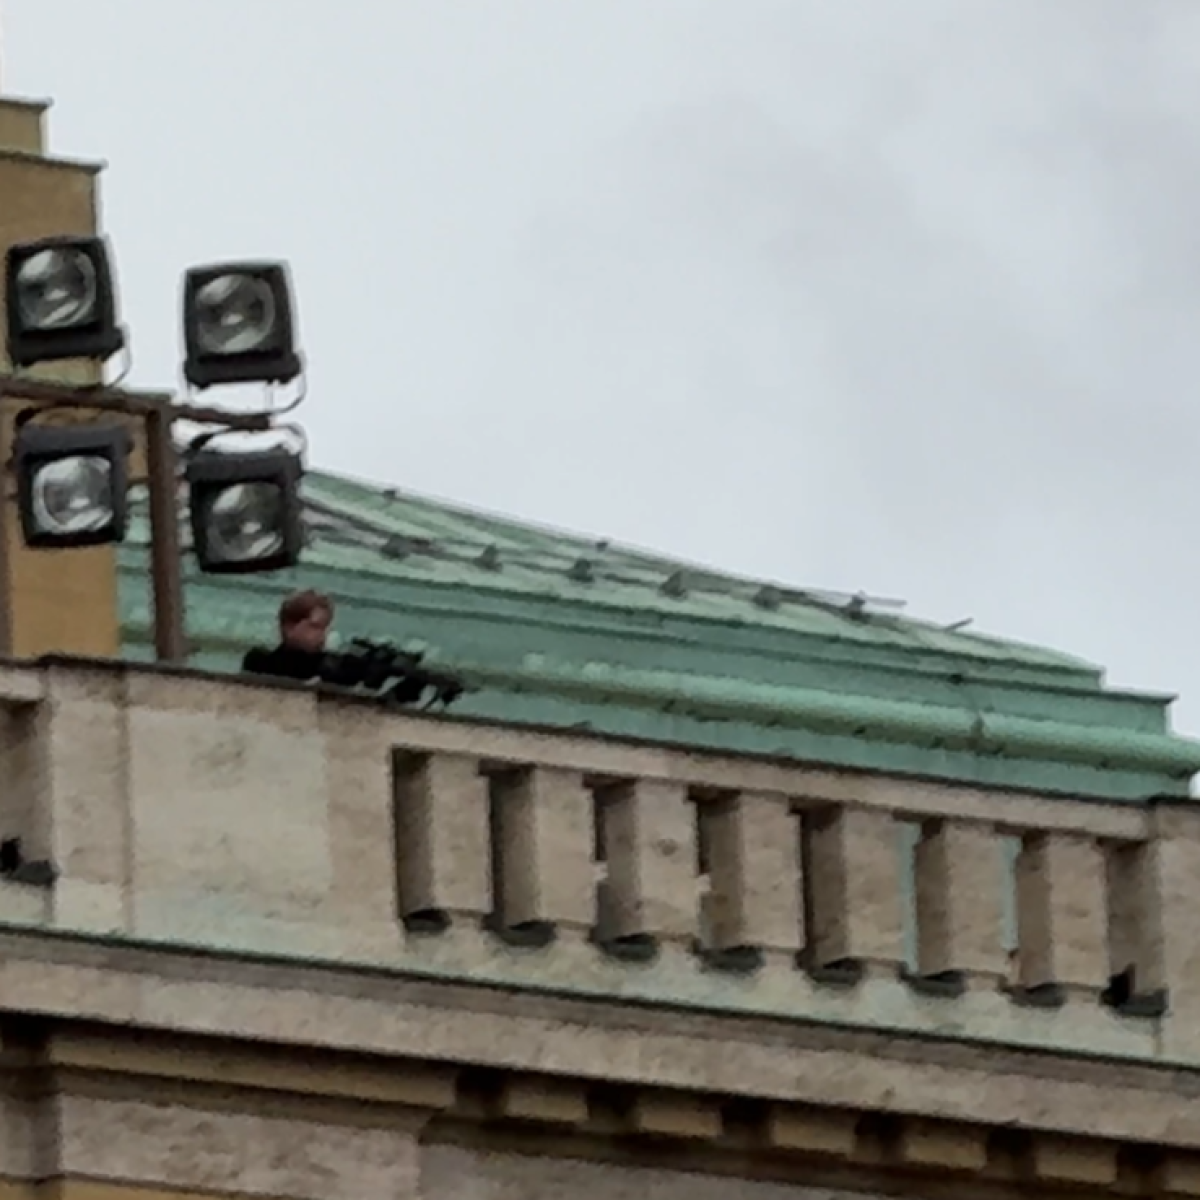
[0, 658, 1195, 1066]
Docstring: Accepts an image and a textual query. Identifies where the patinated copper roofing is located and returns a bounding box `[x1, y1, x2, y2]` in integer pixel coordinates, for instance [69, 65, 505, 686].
[115, 469, 1200, 802]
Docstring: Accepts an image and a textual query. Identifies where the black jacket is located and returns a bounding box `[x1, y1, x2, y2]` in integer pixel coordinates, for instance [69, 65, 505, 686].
[242, 644, 350, 685]
[241, 642, 427, 702]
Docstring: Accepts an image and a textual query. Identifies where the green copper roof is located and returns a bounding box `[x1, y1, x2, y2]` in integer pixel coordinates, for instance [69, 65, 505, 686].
[116, 469, 1200, 802]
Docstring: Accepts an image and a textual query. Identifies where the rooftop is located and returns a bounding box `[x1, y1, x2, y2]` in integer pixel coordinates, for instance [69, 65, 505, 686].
[115, 469, 1200, 803]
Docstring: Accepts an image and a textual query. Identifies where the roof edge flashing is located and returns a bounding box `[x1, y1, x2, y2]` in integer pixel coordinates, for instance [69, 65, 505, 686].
[116, 622, 1200, 788]
[493, 657, 1200, 779]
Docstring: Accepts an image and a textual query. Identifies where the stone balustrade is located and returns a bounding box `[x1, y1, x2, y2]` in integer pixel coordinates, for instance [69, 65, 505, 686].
[0, 656, 1198, 1066]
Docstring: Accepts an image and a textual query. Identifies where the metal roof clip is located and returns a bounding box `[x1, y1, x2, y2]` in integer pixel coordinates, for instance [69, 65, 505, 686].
[660, 570, 687, 599]
[379, 535, 410, 560]
[753, 585, 782, 610]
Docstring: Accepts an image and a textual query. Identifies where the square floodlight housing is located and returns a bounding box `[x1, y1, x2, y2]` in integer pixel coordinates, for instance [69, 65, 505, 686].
[181, 261, 302, 390]
[14, 421, 132, 549]
[185, 447, 305, 575]
[5, 235, 125, 368]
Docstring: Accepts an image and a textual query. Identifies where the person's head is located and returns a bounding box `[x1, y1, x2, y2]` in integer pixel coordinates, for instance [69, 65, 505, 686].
[278, 589, 333, 653]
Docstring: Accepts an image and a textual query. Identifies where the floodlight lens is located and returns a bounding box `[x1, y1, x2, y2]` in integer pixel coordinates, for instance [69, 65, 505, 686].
[15, 248, 98, 331]
[30, 455, 114, 536]
[193, 274, 277, 355]
[204, 482, 285, 563]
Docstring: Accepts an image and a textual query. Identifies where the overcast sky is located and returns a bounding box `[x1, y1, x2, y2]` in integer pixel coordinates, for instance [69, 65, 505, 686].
[7, 0, 1200, 735]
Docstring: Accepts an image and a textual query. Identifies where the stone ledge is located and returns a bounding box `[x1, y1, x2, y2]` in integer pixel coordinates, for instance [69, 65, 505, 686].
[9, 1021, 1200, 1197]
[0, 930, 1197, 1152]
[0, 147, 105, 174]
[64, 910, 1166, 1065]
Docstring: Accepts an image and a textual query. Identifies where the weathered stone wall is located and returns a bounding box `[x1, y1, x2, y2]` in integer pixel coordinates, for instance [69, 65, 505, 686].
[0, 951, 1190, 1196]
[0, 656, 1195, 1073]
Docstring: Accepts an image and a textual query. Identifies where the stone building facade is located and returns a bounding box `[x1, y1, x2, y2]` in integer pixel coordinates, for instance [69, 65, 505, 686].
[4, 84, 1200, 1200]
[0, 656, 1193, 1199]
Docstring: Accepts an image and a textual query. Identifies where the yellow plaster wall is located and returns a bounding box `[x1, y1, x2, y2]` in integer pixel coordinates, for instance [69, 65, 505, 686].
[0, 99, 46, 155]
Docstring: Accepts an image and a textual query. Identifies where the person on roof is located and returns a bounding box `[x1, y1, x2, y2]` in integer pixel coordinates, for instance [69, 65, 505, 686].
[241, 589, 454, 706]
[241, 588, 356, 685]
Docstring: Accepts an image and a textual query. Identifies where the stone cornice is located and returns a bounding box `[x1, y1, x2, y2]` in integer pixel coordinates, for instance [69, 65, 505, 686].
[0, 927, 1195, 1169]
[5, 1005, 1200, 1197]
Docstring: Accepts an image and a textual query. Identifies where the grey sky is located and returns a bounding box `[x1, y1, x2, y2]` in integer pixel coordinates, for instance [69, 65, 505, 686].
[7, 1, 1200, 734]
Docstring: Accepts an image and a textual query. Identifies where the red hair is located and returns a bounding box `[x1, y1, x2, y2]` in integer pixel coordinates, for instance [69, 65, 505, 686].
[278, 589, 333, 629]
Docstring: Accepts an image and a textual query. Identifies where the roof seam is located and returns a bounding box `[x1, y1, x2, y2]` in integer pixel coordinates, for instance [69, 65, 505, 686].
[119, 469, 1103, 677]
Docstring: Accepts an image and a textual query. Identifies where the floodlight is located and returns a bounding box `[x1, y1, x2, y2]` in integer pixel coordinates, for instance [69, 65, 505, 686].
[14, 422, 131, 549]
[185, 447, 304, 574]
[4, 236, 125, 368]
[181, 261, 301, 389]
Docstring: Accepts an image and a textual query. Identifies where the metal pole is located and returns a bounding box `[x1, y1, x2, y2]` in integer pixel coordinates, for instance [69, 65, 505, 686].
[144, 404, 187, 664]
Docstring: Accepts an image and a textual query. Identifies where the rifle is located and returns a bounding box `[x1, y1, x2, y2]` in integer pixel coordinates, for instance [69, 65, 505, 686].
[327, 637, 469, 710]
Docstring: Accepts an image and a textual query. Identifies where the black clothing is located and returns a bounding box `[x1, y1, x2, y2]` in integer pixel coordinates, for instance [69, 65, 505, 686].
[241, 643, 354, 686]
[241, 642, 430, 704]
